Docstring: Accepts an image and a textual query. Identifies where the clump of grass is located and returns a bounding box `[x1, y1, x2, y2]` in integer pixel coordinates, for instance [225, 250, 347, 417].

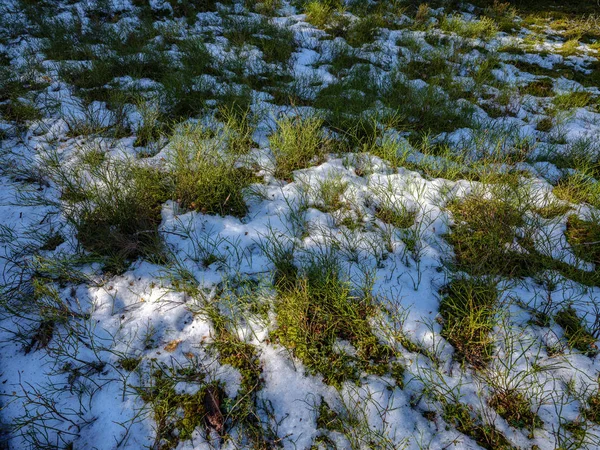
[445, 195, 532, 277]
[374, 201, 416, 229]
[273, 254, 393, 386]
[413, 3, 431, 29]
[304, 0, 341, 29]
[584, 389, 600, 424]
[439, 278, 498, 368]
[345, 13, 385, 47]
[160, 71, 211, 121]
[167, 123, 256, 217]
[536, 117, 553, 132]
[484, 0, 517, 32]
[39, 232, 65, 252]
[223, 15, 295, 65]
[248, 0, 282, 16]
[35, 16, 96, 61]
[565, 214, 600, 265]
[45, 154, 169, 273]
[0, 98, 42, 123]
[136, 362, 224, 449]
[440, 14, 499, 40]
[553, 172, 600, 209]
[119, 357, 142, 371]
[218, 104, 255, 156]
[552, 90, 594, 111]
[313, 175, 348, 213]
[489, 389, 542, 430]
[383, 73, 476, 137]
[269, 115, 331, 180]
[442, 402, 514, 450]
[558, 38, 581, 57]
[544, 137, 600, 178]
[555, 306, 598, 357]
[134, 97, 163, 148]
[533, 200, 571, 219]
[314, 65, 380, 138]
[521, 78, 554, 97]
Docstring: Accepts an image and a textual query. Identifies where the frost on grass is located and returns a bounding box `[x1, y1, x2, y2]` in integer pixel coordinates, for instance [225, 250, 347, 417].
[1, 0, 600, 449]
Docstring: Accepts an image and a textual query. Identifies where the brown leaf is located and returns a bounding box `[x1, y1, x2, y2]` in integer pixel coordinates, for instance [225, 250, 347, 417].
[163, 340, 181, 352]
[203, 385, 224, 434]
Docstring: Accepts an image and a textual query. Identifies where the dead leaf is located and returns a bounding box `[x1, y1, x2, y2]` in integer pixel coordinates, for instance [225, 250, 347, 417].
[204, 385, 224, 434]
[163, 340, 181, 352]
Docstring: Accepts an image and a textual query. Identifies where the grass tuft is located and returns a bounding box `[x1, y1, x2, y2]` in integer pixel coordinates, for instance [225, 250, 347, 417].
[273, 254, 393, 386]
[269, 115, 331, 180]
[555, 306, 598, 357]
[167, 123, 257, 217]
[439, 278, 498, 368]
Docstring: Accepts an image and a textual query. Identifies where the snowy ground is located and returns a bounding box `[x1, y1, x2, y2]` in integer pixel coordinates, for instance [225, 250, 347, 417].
[1, 0, 600, 449]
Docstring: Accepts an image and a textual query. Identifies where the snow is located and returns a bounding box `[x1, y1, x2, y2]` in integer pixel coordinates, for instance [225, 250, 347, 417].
[1, 0, 600, 449]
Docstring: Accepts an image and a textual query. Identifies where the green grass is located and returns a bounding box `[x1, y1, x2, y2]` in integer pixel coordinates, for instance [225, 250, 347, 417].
[521, 78, 554, 97]
[136, 361, 222, 449]
[489, 389, 543, 430]
[133, 97, 164, 148]
[555, 306, 598, 357]
[273, 253, 394, 386]
[442, 401, 514, 450]
[269, 114, 331, 180]
[197, 294, 276, 446]
[585, 389, 600, 425]
[304, 0, 337, 29]
[43, 152, 169, 273]
[6, 0, 600, 446]
[223, 15, 295, 65]
[554, 172, 600, 209]
[118, 357, 142, 372]
[543, 137, 600, 178]
[446, 194, 532, 277]
[167, 123, 256, 216]
[552, 91, 595, 111]
[440, 14, 499, 40]
[313, 175, 348, 213]
[439, 278, 499, 368]
[375, 204, 416, 229]
[0, 98, 41, 123]
[565, 215, 600, 265]
[383, 73, 476, 137]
